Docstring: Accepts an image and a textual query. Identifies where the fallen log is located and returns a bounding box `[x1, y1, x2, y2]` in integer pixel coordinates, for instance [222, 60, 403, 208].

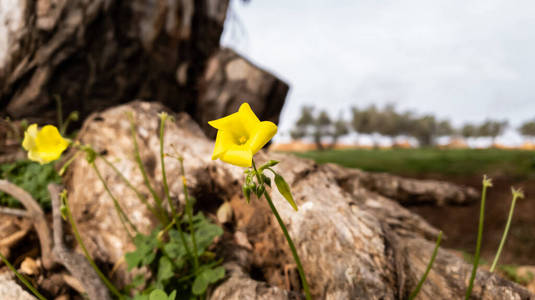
[63, 101, 532, 299]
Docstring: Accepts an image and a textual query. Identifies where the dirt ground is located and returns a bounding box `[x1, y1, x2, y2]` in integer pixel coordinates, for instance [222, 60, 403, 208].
[407, 174, 535, 266]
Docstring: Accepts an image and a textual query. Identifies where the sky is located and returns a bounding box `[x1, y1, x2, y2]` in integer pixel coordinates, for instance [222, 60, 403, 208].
[221, 0, 535, 144]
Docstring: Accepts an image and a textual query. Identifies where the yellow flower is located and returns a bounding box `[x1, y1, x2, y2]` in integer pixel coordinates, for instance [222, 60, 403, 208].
[22, 124, 70, 164]
[208, 103, 277, 167]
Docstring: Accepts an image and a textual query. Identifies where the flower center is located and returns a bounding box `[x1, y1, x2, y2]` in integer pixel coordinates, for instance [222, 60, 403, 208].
[238, 136, 248, 145]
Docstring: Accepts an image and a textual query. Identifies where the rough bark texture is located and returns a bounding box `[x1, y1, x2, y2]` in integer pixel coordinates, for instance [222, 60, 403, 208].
[0, 119, 25, 163]
[0, 0, 288, 137]
[64, 101, 533, 299]
[197, 48, 288, 139]
[353, 171, 479, 206]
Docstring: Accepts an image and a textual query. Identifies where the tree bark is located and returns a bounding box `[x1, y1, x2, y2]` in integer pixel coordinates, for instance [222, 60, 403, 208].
[64, 101, 532, 299]
[197, 48, 288, 139]
[0, 0, 288, 138]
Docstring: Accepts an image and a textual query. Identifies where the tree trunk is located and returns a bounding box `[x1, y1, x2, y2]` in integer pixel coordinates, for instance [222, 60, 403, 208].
[64, 101, 532, 299]
[0, 0, 288, 138]
[313, 132, 325, 151]
[328, 134, 338, 149]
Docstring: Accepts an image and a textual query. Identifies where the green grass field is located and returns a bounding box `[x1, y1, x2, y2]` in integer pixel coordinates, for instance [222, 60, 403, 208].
[292, 148, 535, 178]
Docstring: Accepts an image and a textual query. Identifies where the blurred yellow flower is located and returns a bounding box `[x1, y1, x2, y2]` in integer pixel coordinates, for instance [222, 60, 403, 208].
[208, 103, 277, 167]
[22, 124, 70, 164]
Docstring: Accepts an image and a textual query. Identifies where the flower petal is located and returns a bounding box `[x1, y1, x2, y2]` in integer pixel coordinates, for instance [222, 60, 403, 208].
[212, 130, 235, 160]
[22, 124, 38, 151]
[33, 149, 63, 164]
[208, 112, 239, 131]
[247, 121, 278, 154]
[33, 125, 69, 164]
[220, 145, 253, 167]
[208, 103, 260, 137]
[28, 150, 46, 164]
[237, 103, 261, 135]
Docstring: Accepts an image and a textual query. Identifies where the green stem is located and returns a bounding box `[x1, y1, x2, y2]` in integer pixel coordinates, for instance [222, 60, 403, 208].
[174, 217, 194, 269]
[61, 111, 78, 135]
[159, 116, 177, 218]
[252, 160, 311, 300]
[156, 219, 184, 271]
[54, 95, 64, 135]
[158, 118, 195, 266]
[158, 218, 176, 239]
[264, 190, 311, 299]
[63, 197, 123, 299]
[465, 182, 489, 300]
[0, 251, 47, 300]
[91, 162, 138, 239]
[409, 231, 443, 300]
[179, 158, 199, 271]
[128, 113, 168, 224]
[59, 150, 81, 176]
[177, 259, 223, 283]
[98, 155, 163, 223]
[490, 195, 519, 272]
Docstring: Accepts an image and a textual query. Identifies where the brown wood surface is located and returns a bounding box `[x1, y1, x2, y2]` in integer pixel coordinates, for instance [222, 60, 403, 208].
[0, 0, 287, 138]
[63, 101, 532, 299]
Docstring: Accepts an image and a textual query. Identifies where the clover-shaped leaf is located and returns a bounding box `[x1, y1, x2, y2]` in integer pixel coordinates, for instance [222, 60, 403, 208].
[192, 266, 226, 295]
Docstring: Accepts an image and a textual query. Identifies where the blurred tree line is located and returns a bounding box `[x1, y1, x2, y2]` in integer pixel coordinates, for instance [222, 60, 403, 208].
[290, 104, 535, 150]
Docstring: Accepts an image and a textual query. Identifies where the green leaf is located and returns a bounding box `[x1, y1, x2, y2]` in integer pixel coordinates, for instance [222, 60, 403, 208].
[123, 274, 145, 294]
[134, 229, 159, 250]
[191, 212, 206, 223]
[168, 290, 176, 300]
[173, 257, 185, 270]
[185, 196, 197, 217]
[125, 251, 144, 270]
[259, 160, 279, 171]
[192, 273, 209, 295]
[165, 230, 188, 259]
[163, 242, 183, 260]
[157, 256, 174, 283]
[142, 251, 157, 266]
[0, 160, 61, 209]
[131, 274, 145, 288]
[169, 214, 222, 256]
[133, 294, 149, 300]
[274, 174, 298, 211]
[194, 218, 224, 254]
[192, 266, 226, 295]
[149, 289, 168, 300]
[125, 230, 160, 269]
[207, 266, 225, 283]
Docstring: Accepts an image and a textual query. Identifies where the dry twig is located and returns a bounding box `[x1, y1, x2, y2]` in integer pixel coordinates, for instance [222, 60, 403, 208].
[0, 180, 55, 269]
[48, 183, 112, 300]
[0, 206, 28, 218]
